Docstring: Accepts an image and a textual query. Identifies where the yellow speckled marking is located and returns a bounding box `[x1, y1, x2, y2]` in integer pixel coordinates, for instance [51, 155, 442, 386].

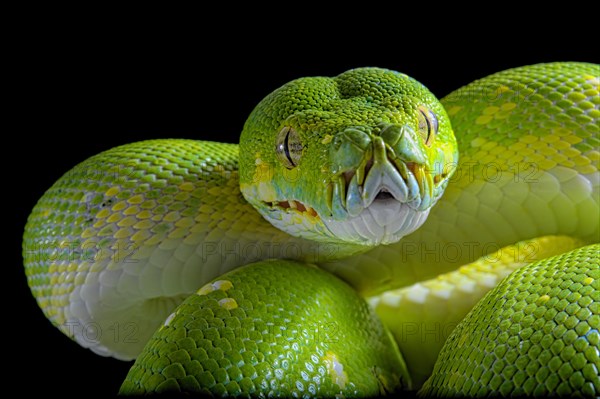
[212, 280, 233, 291]
[105, 186, 120, 197]
[501, 102, 517, 111]
[140, 200, 156, 209]
[496, 85, 510, 94]
[536, 294, 551, 305]
[321, 134, 333, 144]
[136, 210, 152, 219]
[253, 156, 268, 178]
[131, 230, 151, 242]
[163, 211, 180, 223]
[582, 74, 600, 87]
[81, 228, 95, 238]
[196, 283, 215, 295]
[107, 213, 122, 223]
[218, 298, 238, 309]
[179, 182, 194, 191]
[174, 192, 190, 201]
[323, 351, 348, 389]
[127, 195, 144, 205]
[115, 228, 131, 239]
[583, 277, 594, 285]
[123, 206, 139, 216]
[175, 217, 195, 228]
[482, 106, 500, 115]
[96, 208, 111, 219]
[167, 227, 187, 239]
[563, 135, 583, 145]
[162, 312, 176, 328]
[111, 201, 128, 212]
[470, 137, 487, 148]
[456, 124, 595, 190]
[446, 106, 462, 116]
[117, 216, 137, 227]
[197, 279, 234, 295]
[475, 115, 493, 125]
[540, 135, 560, 144]
[133, 220, 153, 230]
[587, 150, 600, 161]
[576, 164, 596, 174]
[520, 135, 538, 144]
[247, 156, 278, 202]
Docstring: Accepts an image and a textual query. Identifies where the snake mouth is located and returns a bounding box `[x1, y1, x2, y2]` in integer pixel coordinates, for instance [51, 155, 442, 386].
[323, 149, 438, 245]
[374, 189, 394, 201]
[332, 157, 432, 218]
[257, 158, 448, 246]
[265, 200, 320, 219]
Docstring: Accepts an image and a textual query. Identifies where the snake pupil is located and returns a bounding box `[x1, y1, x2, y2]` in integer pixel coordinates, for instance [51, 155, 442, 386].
[417, 106, 438, 146]
[283, 128, 296, 167]
[275, 126, 302, 169]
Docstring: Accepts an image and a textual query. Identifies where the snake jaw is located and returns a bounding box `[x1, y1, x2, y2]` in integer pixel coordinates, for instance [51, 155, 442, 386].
[265, 200, 319, 219]
[316, 120, 460, 246]
[317, 136, 442, 245]
[244, 126, 451, 246]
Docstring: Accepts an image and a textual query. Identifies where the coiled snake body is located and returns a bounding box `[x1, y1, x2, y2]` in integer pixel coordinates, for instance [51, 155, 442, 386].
[24, 62, 599, 396]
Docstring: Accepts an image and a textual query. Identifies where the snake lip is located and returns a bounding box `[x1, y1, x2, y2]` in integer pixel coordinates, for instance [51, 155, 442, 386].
[266, 200, 319, 219]
[406, 162, 418, 176]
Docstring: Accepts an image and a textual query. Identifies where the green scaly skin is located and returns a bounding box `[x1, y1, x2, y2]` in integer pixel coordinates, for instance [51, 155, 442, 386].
[420, 244, 599, 397]
[120, 260, 410, 396]
[364, 62, 600, 389]
[23, 63, 599, 397]
[369, 235, 590, 387]
[22, 140, 360, 360]
[324, 62, 599, 294]
[239, 68, 457, 246]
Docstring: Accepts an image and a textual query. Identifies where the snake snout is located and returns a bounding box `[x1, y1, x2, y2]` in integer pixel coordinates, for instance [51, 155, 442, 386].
[332, 126, 427, 219]
[322, 125, 435, 245]
[355, 157, 405, 203]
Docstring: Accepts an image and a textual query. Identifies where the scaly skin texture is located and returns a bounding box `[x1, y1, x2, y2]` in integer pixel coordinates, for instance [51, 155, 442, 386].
[239, 67, 457, 246]
[369, 235, 587, 387]
[120, 260, 410, 396]
[23, 140, 361, 359]
[420, 244, 599, 397]
[323, 62, 599, 295]
[358, 62, 599, 389]
[23, 63, 599, 396]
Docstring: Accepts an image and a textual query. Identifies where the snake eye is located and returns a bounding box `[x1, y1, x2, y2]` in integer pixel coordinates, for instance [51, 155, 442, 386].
[417, 106, 438, 146]
[275, 126, 303, 169]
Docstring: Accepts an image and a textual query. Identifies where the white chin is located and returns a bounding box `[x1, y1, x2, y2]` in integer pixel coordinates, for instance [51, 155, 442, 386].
[323, 199, 430, 246]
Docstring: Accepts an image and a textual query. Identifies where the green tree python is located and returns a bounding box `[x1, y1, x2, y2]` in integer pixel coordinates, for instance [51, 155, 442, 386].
[23, 62, 599, 397]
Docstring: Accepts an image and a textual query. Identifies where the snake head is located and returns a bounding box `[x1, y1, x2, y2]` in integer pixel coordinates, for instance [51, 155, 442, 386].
[240, 67, 458, 246]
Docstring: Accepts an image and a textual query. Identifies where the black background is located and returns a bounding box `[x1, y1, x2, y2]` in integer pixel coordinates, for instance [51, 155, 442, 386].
[10, 11, 599, 398]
